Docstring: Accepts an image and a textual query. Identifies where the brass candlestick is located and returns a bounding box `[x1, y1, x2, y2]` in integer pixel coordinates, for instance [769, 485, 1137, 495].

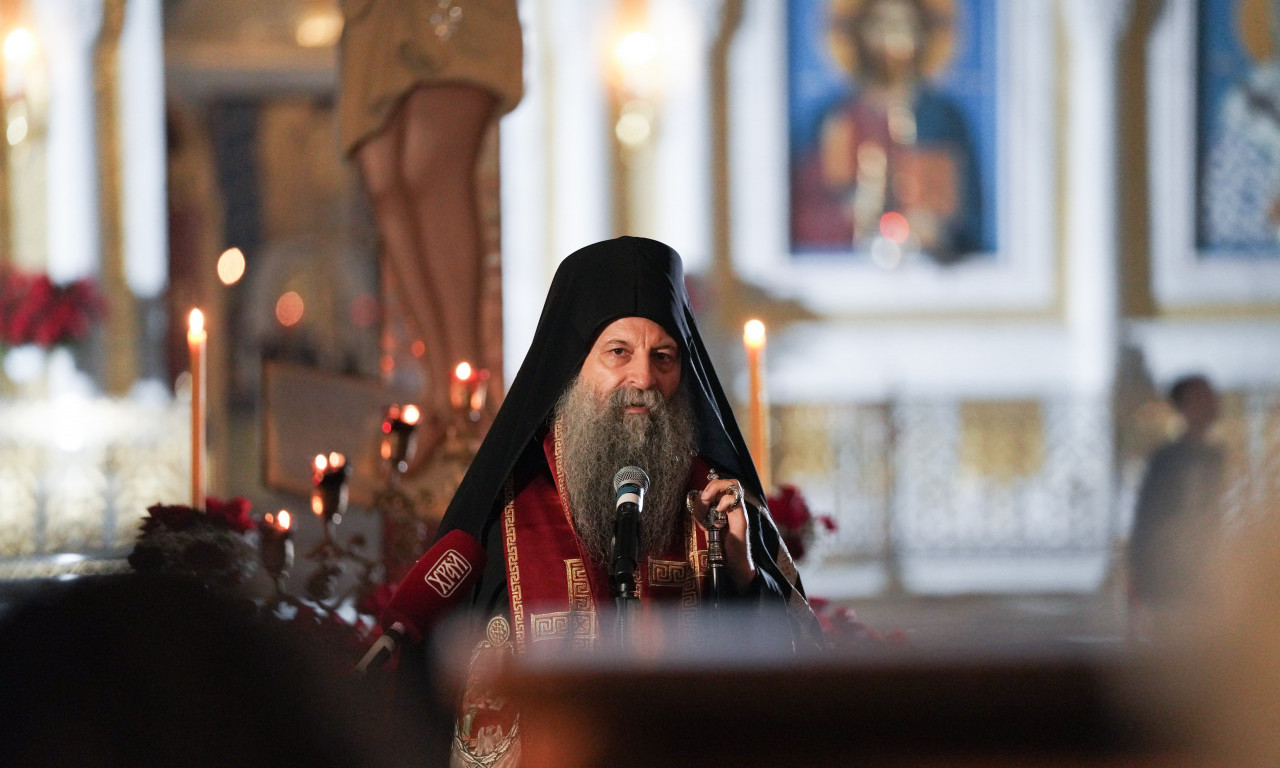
[311, 452, 349, 539]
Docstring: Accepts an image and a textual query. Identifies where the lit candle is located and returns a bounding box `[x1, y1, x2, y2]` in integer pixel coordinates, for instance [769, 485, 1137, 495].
[743, 319, 770, 492]
[188, 308, 207, 509]
[469, 368, 490, 418]
[259, 509, 295, 580]
[451, 361, 473, 411]
[311, 452, 349, 526]
[451, 362, 489, 422]
[380, 403, 421, 474]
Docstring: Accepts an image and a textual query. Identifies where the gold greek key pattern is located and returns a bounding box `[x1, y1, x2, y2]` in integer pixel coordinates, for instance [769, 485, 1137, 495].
[678, 566, 699, 599]
[565, 558, 592, 611]
[529, 609, 597, 649]
[501, 479, 525, 651]
[530, 611, 569, 641]
[648, 559, 689, 587]
[550, 420, 573, 522]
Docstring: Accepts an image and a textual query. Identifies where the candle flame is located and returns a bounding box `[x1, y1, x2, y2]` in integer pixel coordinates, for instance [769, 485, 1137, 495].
[5, 28, 34, 64]
[313, 454, 327, 472]
[744, 319, 766, 349]
[455, 362, 472, 381]
[402, 404, 420, 425]
[189, 308, 205, 335]
[277, 510, 292, 530]
[615, 30, 658, 71]
[328, 452, 345, 469]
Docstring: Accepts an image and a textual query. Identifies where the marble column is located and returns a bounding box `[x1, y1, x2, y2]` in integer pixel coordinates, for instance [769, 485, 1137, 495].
[1062, 0, 1132, 396]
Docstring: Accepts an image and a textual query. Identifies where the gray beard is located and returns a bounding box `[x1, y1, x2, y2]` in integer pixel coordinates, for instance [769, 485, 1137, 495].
[555, 378, 697, 564]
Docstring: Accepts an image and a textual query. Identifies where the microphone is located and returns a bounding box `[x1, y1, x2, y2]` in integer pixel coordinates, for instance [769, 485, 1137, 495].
[609, 466, 648, 593]
[356, 529, 486, 673]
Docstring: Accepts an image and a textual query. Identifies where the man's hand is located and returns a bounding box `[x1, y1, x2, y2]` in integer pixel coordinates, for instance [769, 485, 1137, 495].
[689, 478, 756, 591]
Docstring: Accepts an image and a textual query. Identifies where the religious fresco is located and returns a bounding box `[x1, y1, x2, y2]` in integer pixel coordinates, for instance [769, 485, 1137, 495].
[787, 0, 997, 267]
[1197, 0, 1280, 256]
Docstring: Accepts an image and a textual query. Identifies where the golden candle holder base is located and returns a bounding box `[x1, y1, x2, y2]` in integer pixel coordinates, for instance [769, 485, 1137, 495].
[397, 423, 478, 528]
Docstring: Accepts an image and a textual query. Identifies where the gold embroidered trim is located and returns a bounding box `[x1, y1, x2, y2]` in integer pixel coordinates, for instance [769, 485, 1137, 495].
[566, 558, 592, 610]
[648, 559, 690, 587]
[501, 477, 525, 652]
[550, 419, 574, 526]
[529, 610, 598, 649]
[451, 616, 521, 768]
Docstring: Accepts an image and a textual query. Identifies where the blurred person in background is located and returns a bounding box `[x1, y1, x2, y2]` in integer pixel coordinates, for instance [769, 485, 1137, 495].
[1127, 374, 1226, 640]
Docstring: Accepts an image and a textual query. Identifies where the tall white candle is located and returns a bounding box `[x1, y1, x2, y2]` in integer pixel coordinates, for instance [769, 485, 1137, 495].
[743, 319, 770, 492]
[188, 308, 207, 509]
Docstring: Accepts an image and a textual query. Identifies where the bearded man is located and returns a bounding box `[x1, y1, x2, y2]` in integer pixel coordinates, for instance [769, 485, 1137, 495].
[416, 237, 820, 767]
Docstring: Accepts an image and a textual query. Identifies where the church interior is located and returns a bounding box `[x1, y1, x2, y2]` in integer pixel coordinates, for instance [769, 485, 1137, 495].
[1, 0, 1278, 764]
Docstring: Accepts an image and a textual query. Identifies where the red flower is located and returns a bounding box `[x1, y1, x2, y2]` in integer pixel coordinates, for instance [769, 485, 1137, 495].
[205, 496, 255, 533]
[140, 498, 255, 535]
[809, 599, 911, 650]
[767, 484, 812, 529]
[766, 484, 836, 562]
[0, 267, 105, 349]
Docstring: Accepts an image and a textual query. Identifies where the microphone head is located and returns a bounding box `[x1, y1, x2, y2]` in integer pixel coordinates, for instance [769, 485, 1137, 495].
[381, 529, 486, 642]
[613, 465, 650, 494]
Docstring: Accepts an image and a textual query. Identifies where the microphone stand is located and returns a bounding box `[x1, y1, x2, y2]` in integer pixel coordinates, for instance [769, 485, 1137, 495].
[610, 507, 641, 653]
[610, 468, 647, 653]
[612, 562, 639, 653]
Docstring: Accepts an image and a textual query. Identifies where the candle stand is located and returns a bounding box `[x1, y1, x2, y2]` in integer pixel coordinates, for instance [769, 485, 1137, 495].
[374, 404, 432, 585]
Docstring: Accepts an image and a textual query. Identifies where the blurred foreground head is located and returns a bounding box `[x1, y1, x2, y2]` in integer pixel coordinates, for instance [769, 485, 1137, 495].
[0, 574, 445, 768]
[1131, 502, 1280, 766]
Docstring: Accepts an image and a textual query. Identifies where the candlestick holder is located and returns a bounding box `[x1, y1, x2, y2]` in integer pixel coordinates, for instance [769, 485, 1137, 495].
[380, 403, 421, 476]
[258, 510, 295, 596]
[449, 363, 490, 426]
[311, 452, 350, 540]
[373, 483, 430, 586]
[374, 404, 432, 584]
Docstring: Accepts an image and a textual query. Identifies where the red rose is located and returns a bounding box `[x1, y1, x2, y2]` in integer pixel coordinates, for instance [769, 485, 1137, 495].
[766, 484, 812, 530]
[205, 496, 255, 533]
[0, 269, 105, 348]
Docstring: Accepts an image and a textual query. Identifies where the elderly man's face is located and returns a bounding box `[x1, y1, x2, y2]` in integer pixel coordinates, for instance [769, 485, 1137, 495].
[579, 317, 681, 405]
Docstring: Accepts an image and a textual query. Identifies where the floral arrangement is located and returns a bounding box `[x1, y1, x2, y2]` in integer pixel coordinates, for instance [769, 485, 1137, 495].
[0, 267, 106, 349]
[766, 483, 837, 562]
[808, 597, 910, 650]
[128, 497, 259, 588]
